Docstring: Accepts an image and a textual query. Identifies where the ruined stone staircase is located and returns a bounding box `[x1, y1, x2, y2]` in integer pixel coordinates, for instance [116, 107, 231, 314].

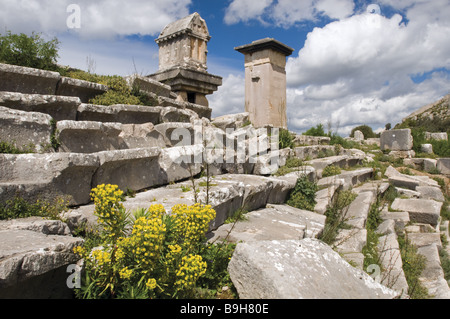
[0, 63, 449, 299]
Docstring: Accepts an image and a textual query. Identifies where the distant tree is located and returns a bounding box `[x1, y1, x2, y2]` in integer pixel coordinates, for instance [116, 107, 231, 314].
[350, 125, 376, 139]
[0, 30, 60, 71]
[303, 124, 327, 137]
[385, 123, 392, 131]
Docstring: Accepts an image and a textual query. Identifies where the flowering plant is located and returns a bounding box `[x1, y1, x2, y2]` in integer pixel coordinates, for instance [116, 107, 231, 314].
[74, 184, 233, 299]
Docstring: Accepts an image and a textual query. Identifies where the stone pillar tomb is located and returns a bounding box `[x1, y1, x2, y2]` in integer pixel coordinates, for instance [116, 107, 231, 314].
[148, 12, 222, 107]
[235, 38, 294, 129]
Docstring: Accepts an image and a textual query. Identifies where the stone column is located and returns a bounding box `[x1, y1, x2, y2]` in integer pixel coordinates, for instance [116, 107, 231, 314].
[235, 38, 294, 129]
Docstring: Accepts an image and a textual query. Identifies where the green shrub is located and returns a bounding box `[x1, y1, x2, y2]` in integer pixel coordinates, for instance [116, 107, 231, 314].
[286, 176, 318, 211]
[304, 124, 326, 137]
[278, 129, 295, 149]
[397, 233, 430, 299]
[430, 139, 450, 157]
[0, 141, 35, 154]
[322, 165, 342, 177]
[0, 30, 60, 71]
[0, 196, 68, 220]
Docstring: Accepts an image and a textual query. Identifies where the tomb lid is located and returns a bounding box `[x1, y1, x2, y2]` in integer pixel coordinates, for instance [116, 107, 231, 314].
[235, 38, 294, 56]
[156, 12, 210, 43]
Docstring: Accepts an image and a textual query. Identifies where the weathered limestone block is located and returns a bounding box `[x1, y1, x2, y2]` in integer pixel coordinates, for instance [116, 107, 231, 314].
[437, 158, 450, 175]
[417, 244, 450, 299]
[377, 233, 409, 297]
[92, 147, 162, 192]
[380, 210, 410, 230]
[0, 92, 80, 121]
[209, 204, 326, 243]
[346, 192, 374, 229]
[0, 63, 60, 95]
[380, 129, 413, 151]
[228, 238, 399, 299]
[55, 76, 108, 103]
[294, 134, 331, 146]
[335, 228, 368, 254]
[158, 96, 212, 119]
[77, 103, 161, 124]
[391, 198, 443, 227]
[377, 219, 396, 235]
[425, 132, 448, 141]
[0, 106, 53, 152]
[0, 229, 83, 297]
[159, 106, 198, 123]
[408, 233, 443, 250]
[354, 130, 364, 141]
[125, 74, 172, 98]
[119, 123, 166, 149]
[0, 217, 71, 236]
[318, 168, 374, 190]
[158, 144, 203, 184]
[211, 113, 250, 131]
[253, 148, 292, 176]
[57, 121, 123, 153]
[421, 144, 433, 154]
[0, 153, 99, 205]
[416, 186, 445, 202]
[294, 145, 336, 161]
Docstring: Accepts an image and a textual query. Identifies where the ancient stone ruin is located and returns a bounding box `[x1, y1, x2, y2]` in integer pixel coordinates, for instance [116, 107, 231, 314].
[0, 12, 449, 300]
[235, 38, 294, 129]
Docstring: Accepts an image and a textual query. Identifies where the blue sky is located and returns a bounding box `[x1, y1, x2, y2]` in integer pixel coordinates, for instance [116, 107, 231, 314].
[1, 0, 449, 135]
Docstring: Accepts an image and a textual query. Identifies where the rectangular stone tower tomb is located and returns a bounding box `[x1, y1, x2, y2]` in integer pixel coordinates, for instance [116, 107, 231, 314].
[235, 38, 294, 129]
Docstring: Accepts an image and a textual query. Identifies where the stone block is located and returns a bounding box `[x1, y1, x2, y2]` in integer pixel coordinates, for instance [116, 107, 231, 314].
[294, 145, 336, 161]
[158, 96, 212, 119]
[0, 217, 71, 236]
[293, 134, 331, 146]
[335, 228, 367, 254]
[158, 145, 203, 184]
[0, 229, 82, 298]
[425, 132, 448, 141]
[380, 129, 413, 151]
[0, 106, 53, 153]
[0, 63, 60, 95]
[423, 158, 438, 173]
[417, 244, 450, 299]
[416, 186, 445, 202]
[0, 92, 80, 121]
[56, 121, 123, 153]
[377, 234, 409, 297]
[92, 147, 163, 193]
[380, 210, 410, 229]
[125, 74, 172, 98]
[346, 192, 374, 229]
[421, 144, 433, 154]
[228, 239, 398, 299]
[211, 113, 250, 131]
[408, 233, 442, 250]
[437, 158, 450, 175]
[55, 76, 108, 102]
[391, 198, 443, 227]
[209, 204, 326, 243]
[119, 123, 166, 149]
[76, 103, 161, 124]
[354, 130, 364, 140]
[0, 153, 99, 205]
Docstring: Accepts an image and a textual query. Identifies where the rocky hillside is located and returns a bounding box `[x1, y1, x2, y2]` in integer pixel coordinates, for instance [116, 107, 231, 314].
[397, 93, 450, 133]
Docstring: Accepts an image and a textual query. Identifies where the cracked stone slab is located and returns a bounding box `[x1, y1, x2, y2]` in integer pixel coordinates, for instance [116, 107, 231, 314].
[228, 238, 399, 299]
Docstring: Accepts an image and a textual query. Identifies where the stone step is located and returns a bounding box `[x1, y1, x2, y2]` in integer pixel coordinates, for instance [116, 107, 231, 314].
[0, 106, 53, 153]
[306, 155, 363, 178]
[317, 168, 374, 190]
[76, 103, 197, 125]
[56, 120, 166, 153]
[0, 91, 81, 121]
[0, 63, 107, 102]
[391, 198, 443, 228]
[0, 228, 83, 298]
[227, 238, 399, 299]
[208, 204, 326, 244]
[376, 233, 409, 298]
